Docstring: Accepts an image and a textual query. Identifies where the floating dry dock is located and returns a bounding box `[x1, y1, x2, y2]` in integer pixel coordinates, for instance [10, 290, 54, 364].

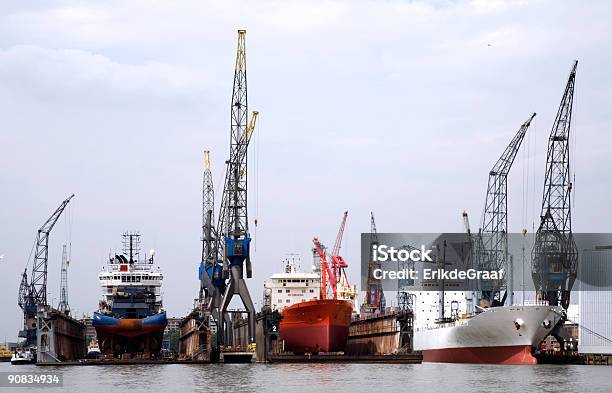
[36, 305, 87, 363]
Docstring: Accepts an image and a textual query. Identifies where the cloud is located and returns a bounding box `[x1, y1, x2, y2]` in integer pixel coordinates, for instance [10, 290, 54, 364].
[0, 45, 208, 103]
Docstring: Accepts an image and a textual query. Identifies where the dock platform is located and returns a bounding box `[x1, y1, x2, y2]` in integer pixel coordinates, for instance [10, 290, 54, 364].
[267, 353, 422, 364]
[36, 359, 211, 366]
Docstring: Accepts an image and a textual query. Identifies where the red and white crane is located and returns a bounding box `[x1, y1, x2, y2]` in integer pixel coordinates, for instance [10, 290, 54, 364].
[312, 211, 356, 304]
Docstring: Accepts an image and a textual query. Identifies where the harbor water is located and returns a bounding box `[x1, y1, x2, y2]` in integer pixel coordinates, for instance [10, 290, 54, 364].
[2, 362, 610, 393]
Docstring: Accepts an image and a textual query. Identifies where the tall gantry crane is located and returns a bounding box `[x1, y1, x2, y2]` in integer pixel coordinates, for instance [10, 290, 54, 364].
[18, 194, 74, 346]
[57, 244, 70, 315]
[532, 61, 578, 310]
[216, 30, 258, 344]
[363, 212, 385, 313]
[476, 113, 535, 307]
[199, 149, 223, 311]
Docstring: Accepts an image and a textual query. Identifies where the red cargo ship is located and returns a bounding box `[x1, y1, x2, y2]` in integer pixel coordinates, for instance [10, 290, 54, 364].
[269, 214, 356, 354]
[280, 299, 352, 354]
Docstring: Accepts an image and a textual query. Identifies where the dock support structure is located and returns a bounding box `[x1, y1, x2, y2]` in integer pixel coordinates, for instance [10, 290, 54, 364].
[255, 309, 282, 362]
[36, 305, 86, 363]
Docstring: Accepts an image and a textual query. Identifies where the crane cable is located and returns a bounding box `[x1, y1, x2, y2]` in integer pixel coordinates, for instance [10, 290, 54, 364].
[532, 116, 538, 233]
[252, 111, 261, 252]
[571, 79, 578, 212]
[552, 310, 612, 346]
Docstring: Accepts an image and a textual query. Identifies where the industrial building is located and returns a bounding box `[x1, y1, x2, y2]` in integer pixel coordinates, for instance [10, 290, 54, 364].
[579, 248, 612, 355]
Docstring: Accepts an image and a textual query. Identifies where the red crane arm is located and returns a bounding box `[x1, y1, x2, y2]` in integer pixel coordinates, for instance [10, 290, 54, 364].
[313, 238, 337, 300]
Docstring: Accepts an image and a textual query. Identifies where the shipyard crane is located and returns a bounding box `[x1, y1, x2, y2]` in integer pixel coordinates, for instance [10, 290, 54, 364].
[313, 238, 333, 299]
[532, 61, 578, 310]
[18, 194, 74, 346]
[363, 212, 385, 313]
[199, 149, 224, 312]
[313, 212, 355, 304]
[216, 30, 258, 344]
[475, 113, 535, 308]
[330, 211, 349, 281]
[57, 245, 70, 315]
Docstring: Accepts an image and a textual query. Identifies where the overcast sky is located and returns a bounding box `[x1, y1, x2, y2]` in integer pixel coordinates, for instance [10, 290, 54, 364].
[1, 0, 611, 341]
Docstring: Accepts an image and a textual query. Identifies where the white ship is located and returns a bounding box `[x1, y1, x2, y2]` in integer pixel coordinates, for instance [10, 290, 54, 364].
[263, 256, 321, 311]
[10, 348, 35, 365]
[411, 291, 563, 364]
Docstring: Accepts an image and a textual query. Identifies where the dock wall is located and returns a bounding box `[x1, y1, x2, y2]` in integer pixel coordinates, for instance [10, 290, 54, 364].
[37, 305, 86, 363]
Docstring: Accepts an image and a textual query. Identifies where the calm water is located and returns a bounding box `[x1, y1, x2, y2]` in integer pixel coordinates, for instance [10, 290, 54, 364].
[1, 362, 611, 393]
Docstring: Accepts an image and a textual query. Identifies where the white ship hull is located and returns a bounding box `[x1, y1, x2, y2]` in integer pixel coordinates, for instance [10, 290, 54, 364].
[414, 305, 563, 364]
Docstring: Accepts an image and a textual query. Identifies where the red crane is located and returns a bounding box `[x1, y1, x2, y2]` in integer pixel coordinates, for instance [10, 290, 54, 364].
[330, 212, 349, 291]
[313, 238, 334, 299]
[312, 211, 350, 301]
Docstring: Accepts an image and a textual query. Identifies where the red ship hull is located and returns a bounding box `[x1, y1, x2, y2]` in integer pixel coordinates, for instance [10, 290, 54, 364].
[422, 345, 537, 365]
[280, 299, 352, 354]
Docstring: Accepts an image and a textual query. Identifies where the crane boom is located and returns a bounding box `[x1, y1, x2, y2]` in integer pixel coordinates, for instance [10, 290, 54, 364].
[57, 244, 70, 315]
[532, 61, 578, 310]
[364, 212, 385, 313]
[215, 30, 257, 345]
[18, 194, 74, 346]
[313, 238, 333, 300]
[331, 211, 348, 257]
[202, 149, 216, 267]
[29, 194, 74, 307]
[476, 113, 534, 307]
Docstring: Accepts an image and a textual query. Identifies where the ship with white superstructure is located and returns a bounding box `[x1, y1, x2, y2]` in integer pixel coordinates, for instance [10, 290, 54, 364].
[92, 232, 167, 356]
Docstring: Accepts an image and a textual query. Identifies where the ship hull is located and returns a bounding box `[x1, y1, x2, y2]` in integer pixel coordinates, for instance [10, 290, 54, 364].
[280, 299, 352, 354]
[414, 305, 563, 365]
[93, 311, 167, 355]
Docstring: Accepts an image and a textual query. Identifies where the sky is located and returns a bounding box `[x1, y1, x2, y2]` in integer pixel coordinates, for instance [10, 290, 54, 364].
[1, 0, 611, 341]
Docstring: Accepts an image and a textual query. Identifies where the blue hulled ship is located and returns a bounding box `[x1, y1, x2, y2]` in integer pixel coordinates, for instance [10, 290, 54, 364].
[92, 233, 167, 356]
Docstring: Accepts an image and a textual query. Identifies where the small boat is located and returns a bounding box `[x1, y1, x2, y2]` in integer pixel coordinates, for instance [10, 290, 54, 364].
[10, 349, 35, 365]
[0, 346, 13, 362]
[87, 340, 101, 358]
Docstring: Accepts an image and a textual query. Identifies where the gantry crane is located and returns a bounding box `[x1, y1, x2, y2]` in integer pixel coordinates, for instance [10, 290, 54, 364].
[18, 194, 74, 347]
[199, 149, 224, 312]
[532, 61, 578, 310]
[363, 212, 385, 313]
[475, 113, 535, 307]
[215, 30, 258, 344]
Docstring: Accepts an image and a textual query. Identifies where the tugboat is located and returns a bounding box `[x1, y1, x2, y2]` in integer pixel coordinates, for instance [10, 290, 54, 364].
[86, 340, 101, 359]
[93, 232, 167, 357]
